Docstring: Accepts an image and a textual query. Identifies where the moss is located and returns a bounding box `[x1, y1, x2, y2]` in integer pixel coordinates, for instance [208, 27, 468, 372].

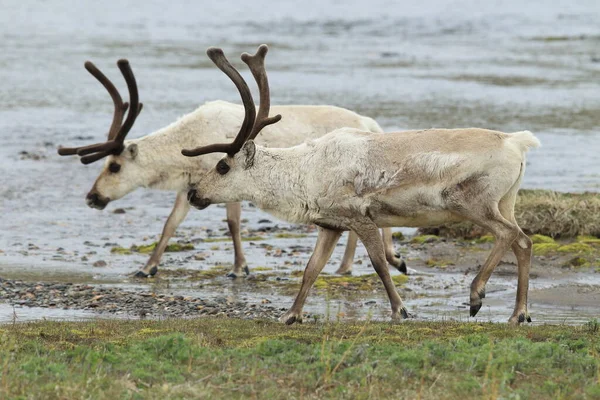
[410, 235, 439, 244]
[110, 247, 132, 255]
[392, 231, 405, 241]
[242, 236, 265, 241]
[252, 267, 273, 272]
[557, 243, 594, 254]
[274, 233, 307, 239]
[532, 243, 560, 255]
[112, 243, 194, 255]
[313, 273, 408, 291]
[133, 242, 194, 254]
[577, 235, 600, 245]
[425, 258, 455, 269]
[474, 235, 494, 243]
[565, 257, 590, 268]
[531, 234, 555, 244]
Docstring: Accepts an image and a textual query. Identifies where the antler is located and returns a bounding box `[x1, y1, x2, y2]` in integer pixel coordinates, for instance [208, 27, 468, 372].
[57, 59, 143, 165]
[241, 44, 282, 140]
[181, 44, 283, 159]
[181, 47, 257, 157]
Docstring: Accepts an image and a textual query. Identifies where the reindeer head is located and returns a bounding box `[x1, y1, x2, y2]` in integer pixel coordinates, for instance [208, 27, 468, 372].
[184, 45, 281, 210]
[58, 60, 143, 209]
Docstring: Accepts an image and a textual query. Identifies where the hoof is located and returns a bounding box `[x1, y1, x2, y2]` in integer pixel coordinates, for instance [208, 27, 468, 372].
[226, 272, 238, 279]
[509, 312, 532, 325]
[392, 307, 411, 320]
[280, 312, 302, 325]
[470, 303, 482, 317]
[396, 260, 408, 275]
[243, 265, 250, 276]
[335, 268, 352, 276]
[132, 266, 157, 278]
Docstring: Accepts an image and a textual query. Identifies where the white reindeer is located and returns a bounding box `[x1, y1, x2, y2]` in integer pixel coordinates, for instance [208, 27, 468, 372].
[57, 46, 406, 278]
[184, 47, 541, 325]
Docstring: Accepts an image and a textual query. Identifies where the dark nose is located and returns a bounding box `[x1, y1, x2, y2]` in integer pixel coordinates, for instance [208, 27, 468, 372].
[87, 193, 99, 203]
[187, 189, 211, 210]
[86, 192, 109, 209]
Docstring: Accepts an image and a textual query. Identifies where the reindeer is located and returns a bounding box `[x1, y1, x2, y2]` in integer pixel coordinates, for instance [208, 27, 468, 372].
[57, 46, 406, 278]
[184, 47, 541, 325]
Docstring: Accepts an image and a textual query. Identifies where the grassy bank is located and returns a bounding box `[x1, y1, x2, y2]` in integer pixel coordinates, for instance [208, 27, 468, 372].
[419, 189, 600, 239]
[1, 318, 599, 399]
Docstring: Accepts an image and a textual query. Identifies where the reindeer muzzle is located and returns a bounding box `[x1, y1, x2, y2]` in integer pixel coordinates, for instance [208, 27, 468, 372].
[86, 192, 110, 210]
[187, 189, 211, 210]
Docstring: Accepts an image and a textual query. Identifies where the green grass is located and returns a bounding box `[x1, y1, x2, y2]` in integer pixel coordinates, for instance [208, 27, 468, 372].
[1, 319, 599, 399]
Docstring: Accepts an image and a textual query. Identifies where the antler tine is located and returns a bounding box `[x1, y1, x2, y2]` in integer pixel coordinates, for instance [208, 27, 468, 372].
[182, 47, 257, 157]
[57, 61, 128, 158]
[84, 61, 127, 141]
[113, 59, 141, 147]
[241, 44, 282, 141]
[80, 150, 113, 165]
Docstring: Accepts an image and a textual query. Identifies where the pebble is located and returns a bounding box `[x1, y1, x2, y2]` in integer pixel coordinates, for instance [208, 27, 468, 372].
[0, 277, 285, 320]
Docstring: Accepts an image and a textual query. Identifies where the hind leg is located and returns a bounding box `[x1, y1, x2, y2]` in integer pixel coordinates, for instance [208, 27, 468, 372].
[498, 194, 533, 325]
[336, 231, 358, 275]
[466, 205, 519, 318]
[382, 228, 407, 274]
[508, 230, 532, 325]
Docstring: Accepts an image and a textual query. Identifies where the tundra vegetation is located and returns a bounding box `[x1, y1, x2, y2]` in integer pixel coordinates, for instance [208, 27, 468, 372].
[1, 318, 599, 399]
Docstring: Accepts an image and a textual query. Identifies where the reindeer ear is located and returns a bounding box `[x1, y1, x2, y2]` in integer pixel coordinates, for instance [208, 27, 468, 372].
[124, 143, 138, 160]
[241, 141, 256, 169]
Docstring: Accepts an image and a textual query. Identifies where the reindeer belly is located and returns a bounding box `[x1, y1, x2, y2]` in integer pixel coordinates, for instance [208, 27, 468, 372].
[369, 186, 462, 228]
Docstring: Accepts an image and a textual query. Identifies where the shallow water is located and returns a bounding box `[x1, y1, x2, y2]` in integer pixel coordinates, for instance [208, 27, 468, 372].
[1, 1, 599, 323]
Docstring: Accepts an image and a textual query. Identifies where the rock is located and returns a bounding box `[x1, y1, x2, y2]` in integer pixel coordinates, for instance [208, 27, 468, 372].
[93, 260, 107, 267]
[113, 208, 126, 214]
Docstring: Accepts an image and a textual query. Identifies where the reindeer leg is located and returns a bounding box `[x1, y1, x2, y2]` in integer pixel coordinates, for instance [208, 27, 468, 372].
[134, 191, 190, 278]
[466, 205, 519, 318]
[225, 202, 248, 278]
[280, 227, 342, 325]
[335, 231, 358, 275]
[353, 222, 409, 321]
[508, 230, 533, 325]
[382, 228, 407, 274]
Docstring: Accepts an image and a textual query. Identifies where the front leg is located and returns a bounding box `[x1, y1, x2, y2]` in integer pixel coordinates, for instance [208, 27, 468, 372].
[280, 227, 342, 325]
[352, 222, 409, 321]
[134, 191, 191, 278]
[225, 202, 248, 278]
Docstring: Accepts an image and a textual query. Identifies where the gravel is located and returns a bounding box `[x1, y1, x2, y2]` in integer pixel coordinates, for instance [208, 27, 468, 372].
[0, 277, 285, 320]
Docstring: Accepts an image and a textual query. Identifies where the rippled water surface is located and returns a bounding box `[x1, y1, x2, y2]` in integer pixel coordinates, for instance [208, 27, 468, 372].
[1, 0, 599, 322]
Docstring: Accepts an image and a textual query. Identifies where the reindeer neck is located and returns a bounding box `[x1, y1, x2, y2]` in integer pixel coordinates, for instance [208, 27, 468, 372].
[245, 146, 313, 223]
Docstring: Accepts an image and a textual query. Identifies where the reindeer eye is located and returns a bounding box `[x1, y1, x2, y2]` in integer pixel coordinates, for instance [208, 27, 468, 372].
[109, 162, 121, 173]
[216, 160, 230, 175]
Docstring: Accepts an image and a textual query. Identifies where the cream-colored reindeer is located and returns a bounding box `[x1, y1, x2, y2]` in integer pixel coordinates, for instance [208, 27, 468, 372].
[185, 47, 540, 325]
[57, 46, 406, 278]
